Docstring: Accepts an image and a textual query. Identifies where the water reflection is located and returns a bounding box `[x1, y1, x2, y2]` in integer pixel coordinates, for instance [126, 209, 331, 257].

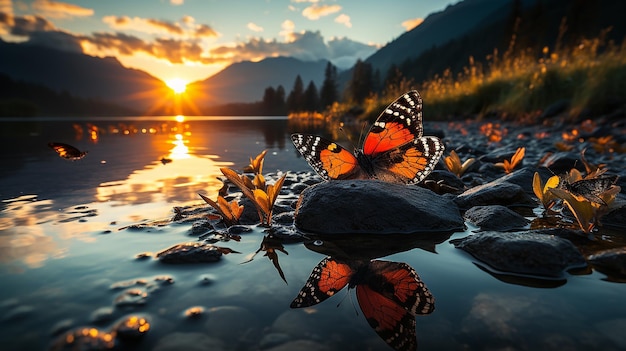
[0, 195, 65, 271]
[291, 256, 434, 351]
[291, 233, 450, 351]
[95, 125, 233, 205]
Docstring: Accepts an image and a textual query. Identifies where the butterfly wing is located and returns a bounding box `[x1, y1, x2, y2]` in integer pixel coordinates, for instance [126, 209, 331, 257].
[359, 91, 444, 184]
[369, 136, 445, 184]
[362, 90, 424, 156]
[356, 284, 418, 351]
[291, 134, 360, 180]
[48, 142, 87, 160]
[355, 260, 434, 351]
[290, 256, 353, 308]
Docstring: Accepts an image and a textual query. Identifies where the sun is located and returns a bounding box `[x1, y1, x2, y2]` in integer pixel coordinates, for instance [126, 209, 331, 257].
[166, 78, 188, 94]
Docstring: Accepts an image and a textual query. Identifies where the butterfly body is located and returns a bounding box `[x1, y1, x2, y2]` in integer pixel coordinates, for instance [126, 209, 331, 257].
[291, 90, 444, 185]
[291, 257, 434, 351]
[48, 142, 88, 160]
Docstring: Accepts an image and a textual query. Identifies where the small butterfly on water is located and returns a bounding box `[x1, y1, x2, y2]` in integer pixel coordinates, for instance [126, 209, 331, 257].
[48, 142, 88, 160]
[290, 257, 434, 351]
[291, 90, 444, 184]
[561, 174, 618, 205]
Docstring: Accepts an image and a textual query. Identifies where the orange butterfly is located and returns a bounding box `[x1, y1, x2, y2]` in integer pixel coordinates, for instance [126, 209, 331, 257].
[291, 90, 444, 184]
[290, 257, 435, 351]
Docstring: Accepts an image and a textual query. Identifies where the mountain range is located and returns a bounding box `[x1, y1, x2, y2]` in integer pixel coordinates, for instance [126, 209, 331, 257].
[0, 0, 624, 116]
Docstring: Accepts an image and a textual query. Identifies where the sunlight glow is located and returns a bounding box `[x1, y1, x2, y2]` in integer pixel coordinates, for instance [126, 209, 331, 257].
[175, 115, 185, 123]
[166, 78, 188, 94]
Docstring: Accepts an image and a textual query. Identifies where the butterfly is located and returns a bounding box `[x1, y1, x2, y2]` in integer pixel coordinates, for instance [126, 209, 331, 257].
[48, 142, 88, 160]
[291, 90, 444, 184]
[561, 174, 618, 205]
[290, 257, 434, 351]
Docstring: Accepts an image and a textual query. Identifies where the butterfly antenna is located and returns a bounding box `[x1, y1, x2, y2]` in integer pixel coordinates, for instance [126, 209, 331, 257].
[338, 126, 357, 152]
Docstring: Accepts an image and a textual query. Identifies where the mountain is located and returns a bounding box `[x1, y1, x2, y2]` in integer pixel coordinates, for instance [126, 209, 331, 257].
[364, 0, 513, 76]
[0, 40, 169, 112]
[188, 56, 329, 106]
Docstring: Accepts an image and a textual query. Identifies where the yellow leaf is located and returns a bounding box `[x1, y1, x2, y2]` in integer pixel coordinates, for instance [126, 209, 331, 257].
[532, 172, 543, 202]
[254, 173, 266, 191]
[549, 188, 596, 233]
[254, 189, 270, 214]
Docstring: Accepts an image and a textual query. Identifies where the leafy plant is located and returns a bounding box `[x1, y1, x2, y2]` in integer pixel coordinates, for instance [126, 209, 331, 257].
[198, 193, 243, 226]
[244, 150, 267, 174]
[444, 150, 475, 177]
[496, 147, 525, 174]
[532, 172, 561, 211]
[220, 167, 287, 227]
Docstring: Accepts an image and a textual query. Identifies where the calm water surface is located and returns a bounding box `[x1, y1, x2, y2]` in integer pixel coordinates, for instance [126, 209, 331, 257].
[1, 116, 625, 351]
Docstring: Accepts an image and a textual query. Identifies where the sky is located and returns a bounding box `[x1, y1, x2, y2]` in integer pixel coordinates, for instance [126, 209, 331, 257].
[0, 0, 457, 85]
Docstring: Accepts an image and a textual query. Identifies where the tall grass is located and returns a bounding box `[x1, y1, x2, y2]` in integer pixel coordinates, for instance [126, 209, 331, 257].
[336, 27, 626, 123]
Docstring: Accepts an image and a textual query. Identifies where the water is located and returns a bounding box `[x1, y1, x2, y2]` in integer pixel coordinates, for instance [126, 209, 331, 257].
[0, 116, 625, 351]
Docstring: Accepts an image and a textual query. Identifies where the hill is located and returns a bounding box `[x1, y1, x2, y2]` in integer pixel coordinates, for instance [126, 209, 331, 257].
[0, 40, 169, 113]
[188, 56, 329, 106]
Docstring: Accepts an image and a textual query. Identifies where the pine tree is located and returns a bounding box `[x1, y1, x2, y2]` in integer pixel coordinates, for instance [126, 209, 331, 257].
[286, 75, 304, 112]
[319, 61, 338, 109]
[346, 59, 373, 104]
[303, 81, 320, 112]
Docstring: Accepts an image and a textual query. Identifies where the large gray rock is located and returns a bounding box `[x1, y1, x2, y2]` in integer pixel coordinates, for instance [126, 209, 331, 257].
[464, 205, 529, 231]
[451, 231, 587, 277]
[294, 180, 463, 234]
[454, 180, 535, 210]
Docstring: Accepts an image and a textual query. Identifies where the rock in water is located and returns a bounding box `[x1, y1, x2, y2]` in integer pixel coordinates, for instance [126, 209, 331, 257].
[156, 243, 223, 263]
[294, 180, 463, 234]
[451, 231, 587, 277]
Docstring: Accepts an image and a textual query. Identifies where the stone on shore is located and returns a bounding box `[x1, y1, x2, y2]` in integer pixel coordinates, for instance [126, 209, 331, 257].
[294, 180, 463, 234]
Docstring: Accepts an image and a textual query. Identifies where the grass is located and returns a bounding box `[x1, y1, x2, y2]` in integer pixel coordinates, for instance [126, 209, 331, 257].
[333, 28, 626, 123]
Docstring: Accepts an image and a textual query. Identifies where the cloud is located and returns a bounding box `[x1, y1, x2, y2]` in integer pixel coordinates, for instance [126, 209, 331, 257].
[32, 0, 93, 19]
[170, 0, 184, 5]
[247, 22, 263, 32]
[334, 14, 351, 28]
[302, 4, 341, 20]
[401, 18, 424, 31]
[208, 30, 378, 69]
[1, 13, 56, 36]
[279, 19, 295, 40]
[102, 15, 218, 38]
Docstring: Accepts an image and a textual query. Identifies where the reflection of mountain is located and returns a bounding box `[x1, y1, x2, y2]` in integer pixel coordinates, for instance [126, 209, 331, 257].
[0, 40, 169, 112]
[291, 256, 434, 351]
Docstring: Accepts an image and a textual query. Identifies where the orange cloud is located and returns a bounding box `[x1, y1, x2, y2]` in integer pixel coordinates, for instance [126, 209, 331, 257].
[32, 0, 93, 18]
[102, 15, 218, 38]
[334, 14, 351, 28]
[247, 22, 263, 32]
[401, 18, 424, 31]
[302, 4, 341, 20]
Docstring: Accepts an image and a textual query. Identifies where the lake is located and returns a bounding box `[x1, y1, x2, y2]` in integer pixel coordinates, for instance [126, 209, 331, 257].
[1, 116, 625, 351]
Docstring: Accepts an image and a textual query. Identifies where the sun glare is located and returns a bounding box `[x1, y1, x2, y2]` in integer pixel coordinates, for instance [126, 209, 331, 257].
[166, 78, 188, 94]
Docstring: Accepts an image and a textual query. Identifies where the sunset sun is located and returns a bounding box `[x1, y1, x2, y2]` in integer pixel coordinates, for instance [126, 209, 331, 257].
[166, 78, 188, 94]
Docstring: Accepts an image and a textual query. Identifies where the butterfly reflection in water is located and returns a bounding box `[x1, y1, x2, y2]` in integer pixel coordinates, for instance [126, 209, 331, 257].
[290, 257, 434, 351]
[48, 142, 88, 160]
[291, 90, 444, 184]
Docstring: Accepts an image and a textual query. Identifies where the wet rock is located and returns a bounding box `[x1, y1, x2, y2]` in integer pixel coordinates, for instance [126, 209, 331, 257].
[183, 306, 205, 319]
[113, 315, 150, 341]
[454, 180, 535, 210]
[49, 319, 74, 336]
[153, 332, 226, 351]
[294, 180, 464, 234]
[601, 199, 626, 230]
[259, 333, 291, 349]
[156, 242, 223, 263]
[49, 327, 116, 351]
[588, 248, 626, 281]
[497, 167, 551, 194]
[188, 219, 213, 236]
[451, 231, 587, 277]
[227, 225, 252, 235]
[273, 211, 295, 225]
[464, 205, 529, 231]
[114, 289, 148, 307]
